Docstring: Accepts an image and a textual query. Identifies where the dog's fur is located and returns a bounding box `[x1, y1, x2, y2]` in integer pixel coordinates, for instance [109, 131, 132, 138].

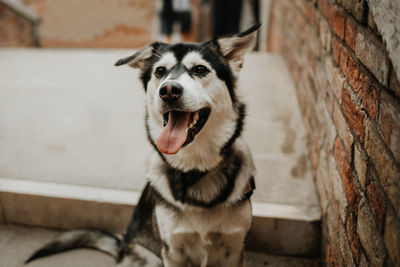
[26, 24, 259, 267]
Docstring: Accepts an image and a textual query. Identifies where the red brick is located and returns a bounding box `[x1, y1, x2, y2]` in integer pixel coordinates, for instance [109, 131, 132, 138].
[362, 76, 380, 120]
[379, 91, 400, 163]
[332, 38, 343, 65]
[0, 5, 37, 47]
[354, 143, 367, 189]
[338, 222, 356, 266]
[332, 65, 345, 101]
[332, 99, 354, 158]
[319, 16, 332, 52]
[345, 18, 357, 51]
[367, 9, 378, 32]
[342, 88, 365, 140]
[305, 23, 322, 59]
[307, 48, 316, 74]
[304, 1, 319, 32]
[389, 69, 400, 98]
[330, 152, 349, 222]
[339, 46, 363, 96]
[332, 197, 341, 223]
[384, 208, 400, 265]
[332, 38, 362, 95]
[318, 0, 330, 19]
[330, 9, 345, 40]
[319, 0, 345, 39]
[357, 199, 387, 266]
[24, 0, 154, 48]
[326, 242, 339, 266]
[366, 180, 387, 230]
[341, 0, 366, 22]
[355, 28, 389, 86]
[365, 119, 400, 218]
[334, 137, 361, 213]
[347, 212, 361, 264]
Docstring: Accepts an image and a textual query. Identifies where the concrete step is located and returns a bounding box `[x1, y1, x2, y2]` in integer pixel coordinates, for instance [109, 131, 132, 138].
[0, 49, 321, 257]
[0, 177, 321, 257]
[0, 224, 319, 267]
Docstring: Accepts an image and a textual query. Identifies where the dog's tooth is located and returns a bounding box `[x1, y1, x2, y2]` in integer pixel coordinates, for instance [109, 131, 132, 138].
[192, 113, 199, 126]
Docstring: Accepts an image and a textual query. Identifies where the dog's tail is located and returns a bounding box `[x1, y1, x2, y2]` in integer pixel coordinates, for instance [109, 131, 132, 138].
[25, 229, 121, 264]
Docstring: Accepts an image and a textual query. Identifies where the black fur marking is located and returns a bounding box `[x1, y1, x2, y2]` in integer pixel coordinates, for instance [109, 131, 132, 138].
[115, 54, 137, 66]
[140, 66, 153, 92]
[241, 176, 256, 201]
[199, 45, 237, 104]
[236, 23, 261, 38]
[166, 43, 237, 104]
[185, 153, 243, 208]
[161, 152, 243, 208]
[25, 229, 121, 264]
[221, 103, 246, 155]
[170, 43, 194, 62]
[163, 164, 207, 203]
[119, 182, 161, 261]
[26, 242, 67, 263]
[140, 43, 169, 91]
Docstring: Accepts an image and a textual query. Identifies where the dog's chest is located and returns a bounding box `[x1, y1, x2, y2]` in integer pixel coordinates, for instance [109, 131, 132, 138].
[155, 201, 251, 266]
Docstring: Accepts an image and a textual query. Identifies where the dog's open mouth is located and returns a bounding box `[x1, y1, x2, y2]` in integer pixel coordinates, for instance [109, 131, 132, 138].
[156, 107, 211, 154]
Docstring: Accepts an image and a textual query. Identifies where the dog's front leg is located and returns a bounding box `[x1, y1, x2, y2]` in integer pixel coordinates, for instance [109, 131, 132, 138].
[117, 182, 162, 265]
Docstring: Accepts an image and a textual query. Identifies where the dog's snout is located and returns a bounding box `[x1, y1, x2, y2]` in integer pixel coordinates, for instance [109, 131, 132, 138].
[159, 81, 183, 102]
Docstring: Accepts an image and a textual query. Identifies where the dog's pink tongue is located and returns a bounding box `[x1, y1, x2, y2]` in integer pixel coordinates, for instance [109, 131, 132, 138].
[156, 112, 190, 154]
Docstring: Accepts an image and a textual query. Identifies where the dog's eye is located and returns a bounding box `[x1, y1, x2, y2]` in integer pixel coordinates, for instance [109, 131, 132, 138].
[155, 67, 167, 78]
[191, 65, 209, 76]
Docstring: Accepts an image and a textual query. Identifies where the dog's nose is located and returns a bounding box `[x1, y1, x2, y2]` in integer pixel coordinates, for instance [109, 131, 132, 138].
[159, 81, 183, 102]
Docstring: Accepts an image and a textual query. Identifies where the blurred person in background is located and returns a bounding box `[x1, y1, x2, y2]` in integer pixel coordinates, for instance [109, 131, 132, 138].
[211, 0, 243, 38]
[160, 0, 199, 43]
[211, 0, 259, 40]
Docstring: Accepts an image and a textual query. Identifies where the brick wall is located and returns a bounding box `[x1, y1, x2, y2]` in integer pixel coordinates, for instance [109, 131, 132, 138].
[23, 0, 154, 48]
[0, 3, 38, 47]
[268, 0, 400, 265]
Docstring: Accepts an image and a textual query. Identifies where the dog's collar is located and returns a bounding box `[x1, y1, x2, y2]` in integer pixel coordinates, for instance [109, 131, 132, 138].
[164, 167, 207, 204]
[160, 151, 244, 208]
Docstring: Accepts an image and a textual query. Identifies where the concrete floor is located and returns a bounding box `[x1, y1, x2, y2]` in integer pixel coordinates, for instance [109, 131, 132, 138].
[0, 224, 318, 267]
[0, 49, 318, 208]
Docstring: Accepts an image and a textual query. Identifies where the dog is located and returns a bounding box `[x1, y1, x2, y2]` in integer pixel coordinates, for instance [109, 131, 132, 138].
[26, 24, 259, 267]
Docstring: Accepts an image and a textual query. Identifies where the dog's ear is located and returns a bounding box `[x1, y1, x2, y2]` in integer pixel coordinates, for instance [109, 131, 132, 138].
[115, 43, 166, 69]
[215, 24, 260, 71]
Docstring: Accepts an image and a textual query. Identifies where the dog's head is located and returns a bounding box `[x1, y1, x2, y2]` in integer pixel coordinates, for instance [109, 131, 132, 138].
[116, 25, 259, 170]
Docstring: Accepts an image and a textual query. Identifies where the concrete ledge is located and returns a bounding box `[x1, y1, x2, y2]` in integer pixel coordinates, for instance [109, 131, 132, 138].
[247, 217, 320, 257]
[0, 177, 321, 257]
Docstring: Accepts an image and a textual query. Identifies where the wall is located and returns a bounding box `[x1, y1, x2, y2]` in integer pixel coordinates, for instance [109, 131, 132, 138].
[0, 2, 38, 47]
[268, 0, 400, 265]
[23, 0, 154, 48]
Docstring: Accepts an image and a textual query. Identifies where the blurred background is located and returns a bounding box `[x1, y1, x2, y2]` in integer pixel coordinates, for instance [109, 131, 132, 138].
[0, 0, 271, 49]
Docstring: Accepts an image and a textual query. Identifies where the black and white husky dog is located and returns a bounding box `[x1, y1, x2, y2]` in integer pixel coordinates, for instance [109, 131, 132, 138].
[26, 24, 260, 267]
